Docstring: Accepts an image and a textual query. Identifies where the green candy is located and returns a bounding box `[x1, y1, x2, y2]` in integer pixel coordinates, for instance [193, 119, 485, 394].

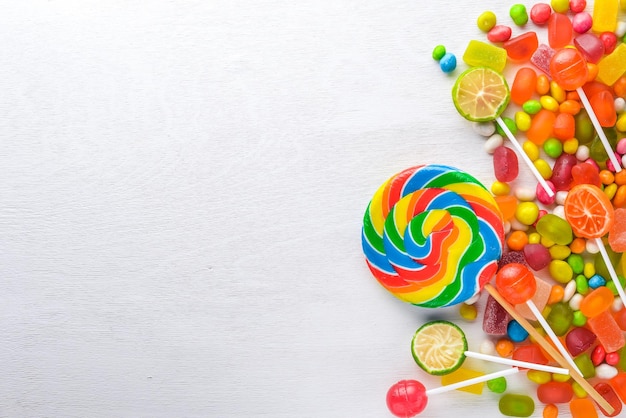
[575, 274, 589, 295]
[546, 302, 573, 336]
[487, 376, 507, 393]
[595, 248, 621, 283]
[572, 310, 587, 327]
[567, 254, 585, 274]
[543, 138, 563, 159]
[499, 394, 534, 417]
[496, 117, 517, 136]
[536, 214, 573, 245]
[522, 99, 541, 115]
[575, 110, 595, 144]
[509, 4, 528, 26]
[589, 128, 618, 163]
[432, 45, 446, 61]
[574, 353, 596, 379]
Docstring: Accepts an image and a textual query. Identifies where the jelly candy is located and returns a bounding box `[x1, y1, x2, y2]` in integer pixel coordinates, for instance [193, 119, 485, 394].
[512, 344, 549, 365]
[530, 43, 554, 74]
[526, 109, 555, 145]
[537, 381, 574, 404]
[574, 352, 596, 378]
[516, 277, 551, 319]
[566, 327, 597, 356]
[580, 286, 615, 318]
[483, 295, 511, 335]
[550, 153, 577, 191]
[503, 32, 538, 62]
[463, 40, 507, 73]
[588, 310, 625, 353]
[548, 12, 572, 48]
[574, 33, 605, 64]
[499, 394, 535, 417]
[570, 398, 599, 418]
[590, 90, 617, 127]
[493, 146, 519, 182]
[536, 214, 573, 245]
[608, 208, 626, 252]
[570, 162, 601, 188]
[511, 67, 537, 105]
[592, 0, 619, 33]
[546, 302, 573, 336]
[597, 44, 626, 86]
[594, 382, 622, 417]
[523, 243, 551, 270]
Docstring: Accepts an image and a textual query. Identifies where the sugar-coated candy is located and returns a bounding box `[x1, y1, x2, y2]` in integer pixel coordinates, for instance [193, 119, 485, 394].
[459, 302, 478, 320]
[493, 146, 519, 182]
[537, 381, 574, 404]
[609, 208, 626, 252]
[536, 180, 556, 205]
[485, 133, 504, 154]
[530, 44, 555, 74]
[536, 214, 573, 245]
[567, 254, 584, 274]
[463, 40, 507, 72]
[548, 12, 572, 48]
[596, 364, 619, 380]
[575, 275, 589, 295]
[588, 310, 626, 353]
[479, 339, 496, 355]
[496, 338, 515, 357]
[507, 320, 529, 342]
[515, 202, 539, 225]
[503, 32, 538, 61]
[543, 404, 558, 418]
[592, 0, 619, 33]
[549, 260, 574, 283]
[563, 279, 577, 302]
[599, 31, 618, 55]
[530, 3, 551, 25]
[594, 382, 623, 417]
[570, 398, 598, 418]
[606, 352, 620, 366]
[483, 295, 511, 335]
[546, 302, 573, 336]
[440, 53, 457, 73]
[597, 44, 626, 86]
[566, 326, 597, 356]
[473, 121, 496, 137]
[477, 11, 497, 32]
[499, 394, 535, 417]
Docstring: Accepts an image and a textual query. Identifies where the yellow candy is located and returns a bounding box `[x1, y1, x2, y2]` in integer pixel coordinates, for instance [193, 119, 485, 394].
[584, 262, 595, 279]
[572, 381, 588, 398]
[552, 373, 570, 382]
[527, 370, 551, 384]
[528, 232, 541, 244]
[462, 40, 507, 73]
[477, 11, 497, 32]
[515, 201, 539, 225]
[459, 303, 478, 321]
[515, 111, 532, 132]
[549, 81, 566, 103]
[550, 259, 574, 283]
[605, 183, 618, 200]
[597, 44, 626, 86]
[491, 181, 511, 196]
[533, 158, 552, 179]
[541, 236, 555, 248]
[563, 138, 579, 154]
[540, 95, 559, 112]
[617, 112, 626, 132]
[523, 140, 540, 161]
[592, 0, 619, 32]
[441, 368, 485, 394]
[549, 244, 572, 260]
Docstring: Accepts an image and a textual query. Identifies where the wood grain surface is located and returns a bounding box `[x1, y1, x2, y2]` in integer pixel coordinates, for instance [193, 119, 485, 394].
[0, 1, 613, 417]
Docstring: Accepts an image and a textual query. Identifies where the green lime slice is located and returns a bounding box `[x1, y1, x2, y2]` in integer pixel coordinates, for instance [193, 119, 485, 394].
[411, 320, 468, 375]
[452, 66, 510, 122]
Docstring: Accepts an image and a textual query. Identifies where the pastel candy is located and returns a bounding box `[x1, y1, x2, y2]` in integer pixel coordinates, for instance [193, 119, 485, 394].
[362, 165, 505, 307]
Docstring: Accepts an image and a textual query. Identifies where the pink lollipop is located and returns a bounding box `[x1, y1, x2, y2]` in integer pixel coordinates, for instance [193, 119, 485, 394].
[387, 369, 519, 417]
[550, 48, 622, 172]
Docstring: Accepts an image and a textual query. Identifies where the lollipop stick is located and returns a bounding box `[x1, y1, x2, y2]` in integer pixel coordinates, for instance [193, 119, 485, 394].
[595, 237, 626, 306]
[524, 300, 582, 376]
[495, 117, 554, 197]
[484, 283, 615, 414]
[464, 351, 569, 375]
[576, 87, 622, 172]
[425, 367, 519, 396]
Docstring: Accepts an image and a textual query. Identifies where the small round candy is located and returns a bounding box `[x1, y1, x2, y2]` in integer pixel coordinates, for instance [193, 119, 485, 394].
[477, 11, 497, 32]
[550, 48, 588, 91]
[387, 380, 428, 417]
[551, 0, 570, 13]
[439, 52, 456, 73]
[510, 4, 528, 25]
[432, 45, 446, 61]
[530, 3, 551, 25]
[496, 263, 536, 304]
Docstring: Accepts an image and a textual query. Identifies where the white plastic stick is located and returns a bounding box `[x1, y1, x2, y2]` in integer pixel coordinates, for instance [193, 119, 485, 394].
[526, 300, 583, 376]
[596, 236, 626, 306]
[425, 367, 519, 396]
[464, 351, 569, 375]
[496, 117, 554, 197]
[576, 87, 622, 172]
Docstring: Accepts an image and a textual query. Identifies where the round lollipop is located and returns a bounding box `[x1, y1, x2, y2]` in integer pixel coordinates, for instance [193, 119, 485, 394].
[361, 165, 505, 307]
[495, 263, 582, 375]
[564, 184, 626, 306]
[550, 48, 622, 172]
[386, 369, 520, 418]
[452, 66, 555, 197]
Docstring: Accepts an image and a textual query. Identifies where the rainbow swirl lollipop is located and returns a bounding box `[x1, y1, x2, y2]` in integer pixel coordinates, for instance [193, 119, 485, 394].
[362, 165, 505, 308]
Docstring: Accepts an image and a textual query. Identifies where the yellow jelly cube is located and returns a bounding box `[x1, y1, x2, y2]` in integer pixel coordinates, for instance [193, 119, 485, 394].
[597, 44, 626, 86]
[592, 0, 619, 32]
[462, 40, 507, 73]
[441, 368, 484, 394]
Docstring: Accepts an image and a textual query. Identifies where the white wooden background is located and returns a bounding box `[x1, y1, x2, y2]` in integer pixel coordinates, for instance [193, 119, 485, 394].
[0, 1, 613, 417]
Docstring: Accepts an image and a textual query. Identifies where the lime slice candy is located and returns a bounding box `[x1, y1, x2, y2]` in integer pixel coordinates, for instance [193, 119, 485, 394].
[452, 66, 510, 122]
[411, 320, 468, 375]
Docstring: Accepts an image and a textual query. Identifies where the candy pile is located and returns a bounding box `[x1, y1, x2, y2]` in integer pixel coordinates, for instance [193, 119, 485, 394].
[361, 1, 626, 417]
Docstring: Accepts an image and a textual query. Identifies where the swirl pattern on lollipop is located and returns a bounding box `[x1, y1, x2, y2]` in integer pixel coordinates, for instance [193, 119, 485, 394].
[362, 165, 505, 307]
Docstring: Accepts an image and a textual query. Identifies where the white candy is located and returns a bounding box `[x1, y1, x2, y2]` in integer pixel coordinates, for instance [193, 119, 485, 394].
[465, 293, 481, 305]
[484, 134, 504, 154]
[515, 187, 536, 202]
[479, 339, 496, 355]
[595, 364, 618, 380]
[552, 205, 566, 220]
[615, 97, 626, 113]
[616, 20, 626, 38]
[569, 293, 583, 311]
[555, 191, 569, 206]
[612, 296, 623, 313]
[576, 145, 590, 161]
[510, 218, 529, 232]
[622, 153, 626, 169]
[586, 239, 600, 254]
[474, 121, 496, 137]
[563, 280, 577, 302]
[503, 221, 512, 235]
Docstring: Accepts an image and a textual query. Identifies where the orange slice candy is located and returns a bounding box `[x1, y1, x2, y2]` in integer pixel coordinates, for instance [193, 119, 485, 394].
[564, 184, 614, 239]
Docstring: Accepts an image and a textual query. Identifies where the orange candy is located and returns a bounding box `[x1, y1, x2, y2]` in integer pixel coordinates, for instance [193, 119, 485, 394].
[526, 109, 556, 145]
[559, 99, 581, 115]
[496, 338, 515, 357]
[600, 169, 615, 185]
[586, 62, 599, 82]
[553, 112, 575, 140]
[547, 284, 565, 305]
[615, 170, 626, 186]
[590, 90, 617, 127]
[580, 287, 615, 318]
[614, 185, 626, 208]
[569, 237, 586, 254]
[564, 184, 614, 239]
[613, 75, 626, 98]
[609, 208, 626, 252]
[511, 67, 538, 105]
[536, 74, 550, 95]
[543, 404, 558, 418]
[495, 195, 518, 220]
[507, 230, 528, 251]
[570, 398, 598, 418]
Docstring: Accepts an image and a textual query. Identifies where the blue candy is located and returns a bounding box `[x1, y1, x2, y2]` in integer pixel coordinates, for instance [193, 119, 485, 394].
[507, 319, 529, 343]
[440, 53, 457, 73]
[588, 274, 607, 289]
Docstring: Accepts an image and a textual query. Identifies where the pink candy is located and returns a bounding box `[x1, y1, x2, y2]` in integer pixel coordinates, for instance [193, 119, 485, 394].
[493, 146, 519, 182]
[572, 12, 592, 33]
[569, 0, 587, 13]
[530, 3, 551, 25]
[617, 138, 626, 155]
[536, 180, 556, 204]
[488, 25, 512, 43]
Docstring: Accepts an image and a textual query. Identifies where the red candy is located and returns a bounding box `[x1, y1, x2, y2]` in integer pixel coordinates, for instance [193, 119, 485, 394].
[599, 32, 618, 55]
[565, 327, 597, 356]
[590, 90, 617, 127]
[574, 33, 605, 64]
[569, 0, 587, 13]
[537, 381, 574, 404]
[571, 162, 601, 188]
[592, 344, 607, 366]
[594, 382, 623, 417]
[483, 295, 511, 335]
[548, 13, 572, 48]
[493, 146, 519, 182]
[488, 25, 512, 43]
[550, 154, 577, 191]
[605, 351, 620, 366]
[503, 32, 539, 61]
[512, 344, 549, 365]
[523, 243, 552, 270]
[495, 263, 536, 305]
[530, 3, 552, 24]
[387, 380, 428, 417]
[511, 67, 537, 105]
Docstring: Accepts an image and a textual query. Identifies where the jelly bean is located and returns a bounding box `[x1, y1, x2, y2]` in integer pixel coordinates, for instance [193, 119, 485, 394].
[604, 183, 618, 200]
[513, 344, 549, 365]
[487, 376, 507, 393]
[477, 11, 497, 32]
[542, 404, 558, 418]
[527, 369, 551, 384]
[548, 12, 572, 48]
[552, 372, 570, 382]
[530, 3, 552, 25]
[496, 338, 515, 356]
[617, 114, 626, 133]
[572, 310, 587, 327]
[507, 230, 528, 251]
[566, 326, 597, 356]
[480, 339, 496, 355]
[575, 111, 595, 144]
[575, 274, 589, 295]
[574, 33, 605, 64]
[550, 260, 574, 284]
[539, 95, 559, 112]
[515, 202, 539, 225]
[549, 244, 570, 260]
[614, 76, 626, 99]
[617, 186, 626, 208]
[574, 352, 596, 378]
[559, 99, 581, 115]
[594, 381, 622, 416]
[592, 344, 607, 366]
[432, 45, 446, 60]
[615, 97, 626, 113]
[495, 116, 517, 136]
[503, 32, 538, 62]
[569, 293, 583, 311]
[569, 398, 598, 418]
[527, 109, 555, 145]
[599, 31, 618, 55]
[580, 286, 615, 318]
[536, 180, 556, 205]
[522, 140, 540, 161]
[507, 320, 529, 342]
[485, 133, 504, 154]
[550, 153, 576, 191]
[569, 0, 587, 13]
[511, 68, 537, 105]
[522, 99, 542, 115]
[597, 364, 619, 380]
[534, 158, 552, 179]
[493, 146, 519, 182]
[491, 180, 511, 196]
[459, 302, 478, 320]
[536, 73, 551, 97]
[499, 394, 534, 417]
[509, 4, 528, 25]
[537, 381, 573, 404]
[440, 53, 457, 73]
[553, 113, 575, 141]
[572, 11, 592, 33]
[548, 284, 565, 304]
[583, 262, 595, 279]
[586, 62, 599, 82]
[615, 170, 626, 186]
[536, 214, 573, 245]
[488, 25, 513, 43]
[546, 302, 573, 335]
[567, 254, 584, 274]
[588, 310, 626, 353]
[569, 238, 586, 254]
